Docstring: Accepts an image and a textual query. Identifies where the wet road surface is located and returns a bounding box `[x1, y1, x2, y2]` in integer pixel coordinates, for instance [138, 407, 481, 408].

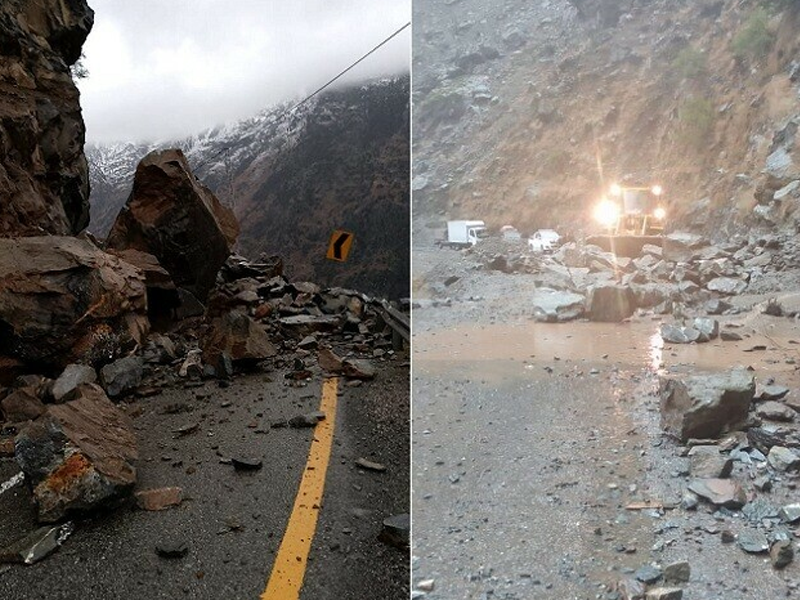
[412, 315, 800, 599]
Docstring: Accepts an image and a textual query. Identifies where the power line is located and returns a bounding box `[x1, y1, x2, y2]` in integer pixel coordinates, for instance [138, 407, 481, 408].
[193, 21, 410, 173]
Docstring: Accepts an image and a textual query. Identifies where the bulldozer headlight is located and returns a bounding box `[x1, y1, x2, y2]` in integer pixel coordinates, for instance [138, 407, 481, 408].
[654, 207, 666, 220]
[610, 183, 622, 197]
[652, 185, 663, 196]
[594, 199, 620, 226]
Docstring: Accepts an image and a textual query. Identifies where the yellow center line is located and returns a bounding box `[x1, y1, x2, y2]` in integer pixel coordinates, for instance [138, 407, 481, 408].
[261, 377, 339, 600]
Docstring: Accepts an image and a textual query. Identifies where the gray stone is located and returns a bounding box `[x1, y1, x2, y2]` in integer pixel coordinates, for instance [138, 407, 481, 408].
[617, 577, 646, 600]
[688, 446, 732, 478]
[770, 539, 793, 569]
[532, 289, 585, 323]
[662, 561, 690, 583]
[768, 446, 800, 471]
[758, 385, 790, 401]
[100, 356, 144, 398]
[342, 359, 376, 380]
[774, 180, 800, 201]
[52, 365, 97, 402]
[742, 498, 779, 523]
[587, 284, 635, 322]
[681, 491, 699, 510]
[748, 424, 800, 453]
[660, 324, 701, 345]
[706, 277, 747, 295]
[379, 513, 409, 549]
[692, 318, 719, 342]
[765, 147, 796, 181]
[289, 411, 326, 428]
[687, 478, 746, 508]
[663, 234, 703, 262]
[231, 456, 263, 471]
[0, 524, 67, 565]
[720, 330, 743, 341]
[660, 370, 755, 442]
[646, 588, 683, 600]
[635, 564, 662, 584]
[779, 503, 800, 523]
[754, 475, 773, 492]
[738, 529, 769, 553]
[155, 540, 188, 558]
[756, 401, 795, 422]
[704, 298, 732, 315]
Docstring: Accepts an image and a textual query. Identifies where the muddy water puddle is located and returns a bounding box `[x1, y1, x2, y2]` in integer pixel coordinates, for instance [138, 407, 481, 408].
[415, 316, 800, 384]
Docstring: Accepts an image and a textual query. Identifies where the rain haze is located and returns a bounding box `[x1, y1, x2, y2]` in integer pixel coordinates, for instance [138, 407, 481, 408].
[79, 0, 410, 143]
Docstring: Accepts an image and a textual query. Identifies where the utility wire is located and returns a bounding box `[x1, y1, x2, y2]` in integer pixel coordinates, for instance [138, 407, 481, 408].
[193, 21, 411, 173]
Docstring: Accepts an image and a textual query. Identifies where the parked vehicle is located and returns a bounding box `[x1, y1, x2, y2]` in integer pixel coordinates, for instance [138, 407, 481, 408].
[442, 220, 488, 248]
[500, 225, 522, 243]
[528, 229, 561, 252]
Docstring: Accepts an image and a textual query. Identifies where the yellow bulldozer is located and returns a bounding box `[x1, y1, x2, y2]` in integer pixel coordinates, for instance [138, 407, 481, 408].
[587, 183, 667, 256]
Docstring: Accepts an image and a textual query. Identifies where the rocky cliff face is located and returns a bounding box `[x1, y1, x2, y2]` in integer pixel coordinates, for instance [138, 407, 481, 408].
[413, 0, 800, 242]
[87, 77, 410, 300]
[0, 0, 94, 237]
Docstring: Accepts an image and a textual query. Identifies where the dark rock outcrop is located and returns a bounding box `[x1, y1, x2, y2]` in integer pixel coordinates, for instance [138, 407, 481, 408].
[0, 236, 149, 371]
[0, 0, 94, 237]
[105, 149, 239, 301]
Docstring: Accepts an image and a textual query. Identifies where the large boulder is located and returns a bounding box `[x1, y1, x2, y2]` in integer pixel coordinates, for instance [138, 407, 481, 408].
[14, 384, 138, 522]
[0, 237, 149, 370]
[587, 284, 635, 322]
[660, 369, 755, 442]
[532, 289, 585, 322]
[0, 0, 94, 237]
[105, 149, 239, 301]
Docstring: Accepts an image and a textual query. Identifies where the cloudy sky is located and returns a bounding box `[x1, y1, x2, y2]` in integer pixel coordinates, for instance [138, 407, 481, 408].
[79, 1, 410, 143]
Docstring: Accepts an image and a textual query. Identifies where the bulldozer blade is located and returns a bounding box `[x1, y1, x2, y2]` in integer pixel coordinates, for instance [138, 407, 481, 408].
[585, 235, 663, 258]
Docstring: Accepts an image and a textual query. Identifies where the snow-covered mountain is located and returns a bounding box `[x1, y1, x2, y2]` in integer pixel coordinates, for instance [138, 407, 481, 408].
[87, 76, 410, 299]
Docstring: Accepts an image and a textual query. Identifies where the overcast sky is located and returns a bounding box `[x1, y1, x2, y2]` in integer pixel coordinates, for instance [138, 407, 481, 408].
[79, 1, 410, 143]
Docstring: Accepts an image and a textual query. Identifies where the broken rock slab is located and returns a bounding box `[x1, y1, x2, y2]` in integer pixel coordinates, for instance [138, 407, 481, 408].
[688, 478, 746, 509]
[0, 237, 149, 370]
[14, 383, 138, 522]
[587, 284, 635, 322]
[660, 369, 755, 442]
[706, 277, 747, 296]
[660, 323, 702, 345]
[688, 445, 732, 478]
[0, 523, 72, 565]
[756, 401, 796, 422]
[203, 311, 277, 366]
[52, 364, 97, 402]
[768, 446, 800, 472]
[135, 487, 184, 511]
[100, 356, 143, 398]
[531, 289, 585, 323]
[1, 387, 45, 423]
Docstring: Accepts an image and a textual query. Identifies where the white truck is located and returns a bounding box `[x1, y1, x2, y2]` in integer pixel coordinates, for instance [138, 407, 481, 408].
[442, 220, 487, 248]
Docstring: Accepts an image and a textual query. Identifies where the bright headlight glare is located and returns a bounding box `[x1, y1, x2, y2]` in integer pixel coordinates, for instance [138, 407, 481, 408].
[594, 200, 620, 226]
[610, 183, 622, 197]
[654, 207, 666, 220]
[652, 185, 663, 196]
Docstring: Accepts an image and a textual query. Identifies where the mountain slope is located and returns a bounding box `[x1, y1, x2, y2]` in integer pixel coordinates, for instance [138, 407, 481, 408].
[413, 0, 800, 241]
[87, 76, 410, 299]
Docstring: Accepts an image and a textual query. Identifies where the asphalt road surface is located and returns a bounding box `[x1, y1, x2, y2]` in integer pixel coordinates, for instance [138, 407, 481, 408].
[0, 360, 409, 600]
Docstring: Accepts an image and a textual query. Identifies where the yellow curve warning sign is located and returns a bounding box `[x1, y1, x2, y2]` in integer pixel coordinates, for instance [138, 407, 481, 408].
[326, 230, 354, 262]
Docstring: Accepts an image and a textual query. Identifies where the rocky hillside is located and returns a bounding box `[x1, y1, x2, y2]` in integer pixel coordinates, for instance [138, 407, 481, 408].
[88, 77, 410, 300]
[0, 0, 93, 236]
[413, 0, 800, 241]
